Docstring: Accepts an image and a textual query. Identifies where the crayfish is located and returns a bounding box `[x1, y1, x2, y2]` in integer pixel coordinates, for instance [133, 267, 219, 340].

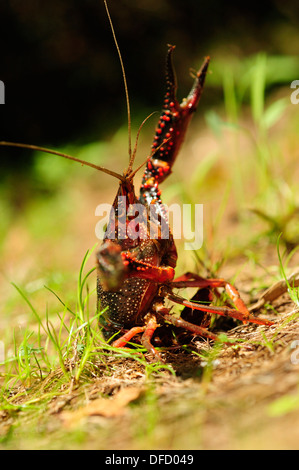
[0, 0, 273, 362]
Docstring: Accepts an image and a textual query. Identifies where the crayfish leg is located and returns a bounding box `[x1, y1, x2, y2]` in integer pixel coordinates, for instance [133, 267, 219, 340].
[165, 291, 274, 326]
[111, 317, 162, 362]
[154, 304, 219, 342]
[112, 326, 146, 348]
[169, 273, 274, 326]
[141, 315, 162, 362]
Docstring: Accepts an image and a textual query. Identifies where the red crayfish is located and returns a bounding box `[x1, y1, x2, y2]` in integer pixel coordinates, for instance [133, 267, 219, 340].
[0, 1, 273, 362]
[95, 47, 274, 360]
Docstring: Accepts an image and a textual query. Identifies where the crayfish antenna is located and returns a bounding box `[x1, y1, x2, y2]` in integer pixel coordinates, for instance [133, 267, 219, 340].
[0, 141, 126, 182]
[0, 1, 130, 184]
[104, 0, 133, 173]
[104, 0, 155, 180]
[128, 135, 171, 181]
[0, 2, 154, 184]
[124, 111, 158, 179]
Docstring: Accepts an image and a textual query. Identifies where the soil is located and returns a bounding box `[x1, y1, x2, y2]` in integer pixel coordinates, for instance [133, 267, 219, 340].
[1, 278, 299, 450]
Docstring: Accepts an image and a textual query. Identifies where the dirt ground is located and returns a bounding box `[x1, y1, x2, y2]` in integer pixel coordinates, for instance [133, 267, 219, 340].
[1, 270, 299, 450]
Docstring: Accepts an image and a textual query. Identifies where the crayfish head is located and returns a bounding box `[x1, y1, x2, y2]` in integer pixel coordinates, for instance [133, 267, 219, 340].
[103, 177, 149, 246]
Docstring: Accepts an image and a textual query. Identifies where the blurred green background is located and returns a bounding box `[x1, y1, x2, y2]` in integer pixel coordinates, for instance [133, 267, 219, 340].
[0, 0, 299, 271]
[1, 0, 298, 171]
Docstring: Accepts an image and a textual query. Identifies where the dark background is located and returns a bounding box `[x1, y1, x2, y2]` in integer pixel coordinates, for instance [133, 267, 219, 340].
[0, 0, 298, 176]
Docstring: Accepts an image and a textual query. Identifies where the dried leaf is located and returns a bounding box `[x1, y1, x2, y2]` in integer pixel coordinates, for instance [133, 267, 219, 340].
[61, 386, 143, 427]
